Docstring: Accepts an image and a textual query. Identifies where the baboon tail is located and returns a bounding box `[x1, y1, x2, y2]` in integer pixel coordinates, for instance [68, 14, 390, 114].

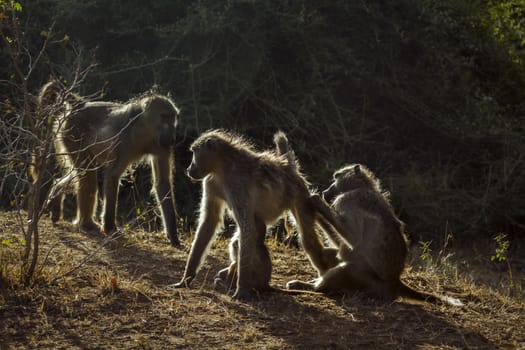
[38, 80, 63, 107]
[274, 130, 290, 155]
[273, 131, 299, 170]
[38, 80, 83, 110]
[397, 282, 463, 306]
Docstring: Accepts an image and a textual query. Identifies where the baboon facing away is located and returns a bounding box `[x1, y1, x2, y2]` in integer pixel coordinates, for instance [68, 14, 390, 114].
[171, 130, 349, 301]
[29, 80, 84, 223]
[287, 164, 463, 306]
[40, 81, 181, 246]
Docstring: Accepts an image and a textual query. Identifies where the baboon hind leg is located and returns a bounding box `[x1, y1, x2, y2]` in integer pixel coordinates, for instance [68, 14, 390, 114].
[214, 231, 239, 294]
[253, 215, 272, 291]
[233, 214, 271, 301]
[218, 223, 272, 296]
[76, 170, 100, 233]
[215, 216, 272, 294]
[315, 262, 389, 298]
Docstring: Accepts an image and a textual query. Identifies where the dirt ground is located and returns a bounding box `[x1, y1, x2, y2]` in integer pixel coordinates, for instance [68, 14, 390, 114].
[0, 212, 524, 349]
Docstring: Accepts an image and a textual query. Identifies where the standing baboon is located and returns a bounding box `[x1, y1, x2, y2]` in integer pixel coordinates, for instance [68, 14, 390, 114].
[171, 130, 349, 301]
[40, 81, 181, 246]
[287, 164, 463, 305]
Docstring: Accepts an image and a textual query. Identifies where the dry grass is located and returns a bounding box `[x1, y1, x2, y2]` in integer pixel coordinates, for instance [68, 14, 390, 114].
[0, 211, 524, 349]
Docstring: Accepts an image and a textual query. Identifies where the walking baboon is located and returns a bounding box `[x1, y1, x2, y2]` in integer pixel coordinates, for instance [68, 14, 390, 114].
[171, 130, 349, 301]
[287, 164, 463, 305]
[39, 81, 181, 246]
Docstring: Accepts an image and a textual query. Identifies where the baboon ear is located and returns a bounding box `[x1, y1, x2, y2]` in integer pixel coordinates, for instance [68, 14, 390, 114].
[354, 165, 361, 174]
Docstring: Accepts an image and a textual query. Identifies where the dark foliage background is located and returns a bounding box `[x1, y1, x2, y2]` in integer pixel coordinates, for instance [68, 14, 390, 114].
[2, 0, 524, 242]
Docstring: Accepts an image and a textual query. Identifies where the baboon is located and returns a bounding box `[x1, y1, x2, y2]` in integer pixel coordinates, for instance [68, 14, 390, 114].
[287, 164, 463, 306]
[171, 130, 349, 301]
[39, 81, 181, 246]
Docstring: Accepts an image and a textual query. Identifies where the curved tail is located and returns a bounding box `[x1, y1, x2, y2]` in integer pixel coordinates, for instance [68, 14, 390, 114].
[38, 80, 63, 107]
[397, 281, 463, 306]
[38, 79, 84, 111]
[273, 131, 299, 171]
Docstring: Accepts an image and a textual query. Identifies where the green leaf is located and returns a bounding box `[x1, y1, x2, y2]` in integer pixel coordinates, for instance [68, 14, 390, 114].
[13, 2, 22, 12]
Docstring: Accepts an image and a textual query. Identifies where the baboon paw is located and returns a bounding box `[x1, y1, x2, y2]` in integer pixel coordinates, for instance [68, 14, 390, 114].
[213, 277, 226, 290]
[78, 221, 102, 235]
[286, 280, 300, 290]
[213, 277, 232, 294]
[232, 288, 258, 302]
[167, 277, 193, 289]
[168, 236, 182, 248]
[50, 212, 61, 223]
[286, 280, 313, 291]
[102, 225, 117, 235]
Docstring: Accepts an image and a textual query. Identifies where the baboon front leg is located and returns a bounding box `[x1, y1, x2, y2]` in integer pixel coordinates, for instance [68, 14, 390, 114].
[321, 246, 340, 270]
[295, 209, 332, 276]
[76, 170, 100, 233]
[171, 194, 224, 288]
[311, 194, 354, 249]
[151, 152, 179, 247]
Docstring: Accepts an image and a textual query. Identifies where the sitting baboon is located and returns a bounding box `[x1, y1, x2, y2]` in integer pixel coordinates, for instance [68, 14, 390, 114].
[39, 81, 181, 246]
[171, 130, 349, 301]
[287, 164, 463, 305]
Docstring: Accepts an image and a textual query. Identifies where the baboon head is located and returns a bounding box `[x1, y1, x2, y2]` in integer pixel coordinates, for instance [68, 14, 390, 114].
[322, 164, 380, 203]
[186, 133, 225, 180]
[142, 96, 179, 149]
